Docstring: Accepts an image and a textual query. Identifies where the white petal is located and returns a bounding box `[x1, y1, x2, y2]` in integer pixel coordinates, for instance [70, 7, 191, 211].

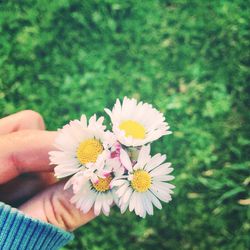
[150, 163, 172, 176]
[116, 182, 130, 197]
[142, 192, 153, 215]
[94, 194, 102, 215]
[120, 201, 129, 214]
[104, 108, 112, 117]
[137, 194, 146, 218]
[153, 174, 174, 181]
[147, 191, 162, 209]
[133, 193, 141, 216]
[111, 179, 127, 188]
[82, 193, 96, 213]
[122, 187, 133, 204]
[120, 148, 132, 172]
[145, 154, 166, 172]
[137, 145, 151, 167]
[80, 115, 87, 127]
[153, 181, 175, 190]
[54, 167, 80, 178]
[150, 185, 172, 203]
[129, 191, 136, 212]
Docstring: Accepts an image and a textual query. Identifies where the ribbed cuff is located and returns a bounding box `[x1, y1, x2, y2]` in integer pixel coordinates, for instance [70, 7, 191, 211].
[0, 202, 74, 250]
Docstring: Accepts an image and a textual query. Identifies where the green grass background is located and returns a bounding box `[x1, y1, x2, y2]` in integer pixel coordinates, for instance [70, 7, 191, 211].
[0, 0, 249, 249]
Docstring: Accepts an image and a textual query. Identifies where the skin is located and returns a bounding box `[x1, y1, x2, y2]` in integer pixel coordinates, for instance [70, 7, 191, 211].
[0, 110, 95, 231]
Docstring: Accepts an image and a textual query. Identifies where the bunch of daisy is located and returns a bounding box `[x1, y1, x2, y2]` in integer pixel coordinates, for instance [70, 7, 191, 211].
[49, 97, 175, 218]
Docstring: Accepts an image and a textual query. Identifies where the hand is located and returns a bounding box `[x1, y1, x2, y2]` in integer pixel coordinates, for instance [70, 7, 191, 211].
[0, 110, 95, 231]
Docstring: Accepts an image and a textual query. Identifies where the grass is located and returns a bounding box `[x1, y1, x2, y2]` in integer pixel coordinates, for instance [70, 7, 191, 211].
[0, 0, 249, 249]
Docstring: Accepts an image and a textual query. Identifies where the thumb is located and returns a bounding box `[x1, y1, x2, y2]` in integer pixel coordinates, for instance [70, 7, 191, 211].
[18, 181, 96, 231]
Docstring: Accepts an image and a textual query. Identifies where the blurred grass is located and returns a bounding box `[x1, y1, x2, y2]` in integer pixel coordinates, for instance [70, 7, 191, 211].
[0, 0, 249, 249]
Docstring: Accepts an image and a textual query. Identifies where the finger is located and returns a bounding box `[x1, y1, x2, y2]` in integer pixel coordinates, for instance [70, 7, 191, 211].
[0, 110, 45, 135]
[0, 130, 57, 184]
[0, 172, 57, 207]
[19, 181, 96, 231]
[39, 172, 58, 186]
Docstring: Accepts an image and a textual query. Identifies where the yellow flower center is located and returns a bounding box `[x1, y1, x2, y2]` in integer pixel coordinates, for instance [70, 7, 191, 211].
[131, 170, 151, 192]
[93, 176, 112, 192]
[119, 120, 146, 139]
[76, 139, 103, 164]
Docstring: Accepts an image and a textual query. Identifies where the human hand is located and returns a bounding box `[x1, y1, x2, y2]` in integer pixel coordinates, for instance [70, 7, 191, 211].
[0, 110, 95, 231]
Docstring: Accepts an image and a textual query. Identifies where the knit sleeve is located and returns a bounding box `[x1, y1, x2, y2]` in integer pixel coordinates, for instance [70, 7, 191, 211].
[0, 202, 74, 250]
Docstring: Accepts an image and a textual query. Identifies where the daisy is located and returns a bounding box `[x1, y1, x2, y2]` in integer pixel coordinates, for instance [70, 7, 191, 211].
[104, 97, 171, 147]
[111, 145, 175, 218]
[64, 158, 123, 216]
[49, 114, 116, 179]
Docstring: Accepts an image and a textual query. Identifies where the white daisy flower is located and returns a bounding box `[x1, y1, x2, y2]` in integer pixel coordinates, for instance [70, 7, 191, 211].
[65, 158, 123, 216]
[104, 97, 171, 147]
[111, 145, 175, 218]
[49, 114, 116, 179]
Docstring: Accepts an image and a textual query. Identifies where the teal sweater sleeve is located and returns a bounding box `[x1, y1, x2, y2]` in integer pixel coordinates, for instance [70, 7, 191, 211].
[0, 202, 74, 250]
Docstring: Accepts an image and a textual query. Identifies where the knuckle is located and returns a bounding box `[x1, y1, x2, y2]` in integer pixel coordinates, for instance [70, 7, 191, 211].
[21, 110, 45, 129]
[21, 109, 40, 119]
[6, 149, 22, 176]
